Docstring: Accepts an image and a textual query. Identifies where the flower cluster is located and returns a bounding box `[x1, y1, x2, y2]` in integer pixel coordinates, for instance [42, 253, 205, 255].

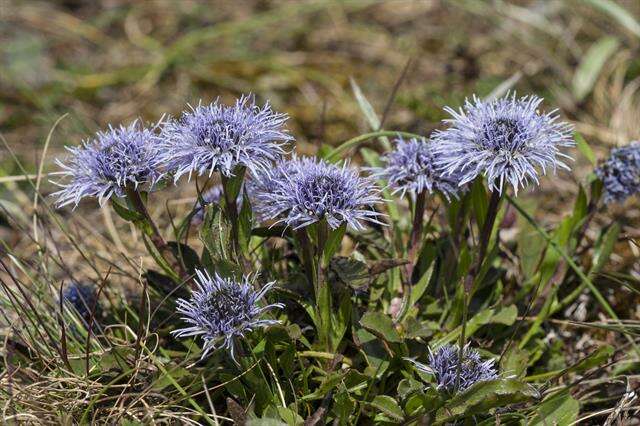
[595, 142, 640, 204]
[375, 136, 464, 199]
[52, 120, 164, 207]
[160, 95, 292, 181]
[53, 95, 291, 208]
[250, 156, 384, 230]
[432, 94, 574, 194]
[172, 270, 283, 361]
[409, 344, 498, 394]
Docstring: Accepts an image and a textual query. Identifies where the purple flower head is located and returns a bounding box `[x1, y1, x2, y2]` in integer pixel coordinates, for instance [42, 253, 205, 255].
[595, 142, 640, 204]
[52, 120, 164, 207]
[171, 270, 283, 361]
[408, 344, 498, 394]
[160, 95, 293, 182]
[250, 156, 384, 230]
[433, 94, 574, 195]
[374, 136, 465, 200]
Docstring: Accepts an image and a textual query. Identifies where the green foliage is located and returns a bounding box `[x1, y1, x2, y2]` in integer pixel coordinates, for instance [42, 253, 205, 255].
[2, 9, 638, 422]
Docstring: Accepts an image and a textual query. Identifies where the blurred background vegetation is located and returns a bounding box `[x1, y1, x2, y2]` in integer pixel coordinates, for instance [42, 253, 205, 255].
[1, 0, 639, 266]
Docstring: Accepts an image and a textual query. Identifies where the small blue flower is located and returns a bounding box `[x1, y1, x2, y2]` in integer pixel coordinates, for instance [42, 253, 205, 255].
[172, 270, 283, 361]
[160, 95, 293, 182]
[595, 142, 640, 204]
[433, 94, 574, 194]
[250, 156, 384, 230]
[63, 282, 98, 320]
[52, 120, 164, 207]
[408, 344, 498, 394]
[374, 136, 464, 199]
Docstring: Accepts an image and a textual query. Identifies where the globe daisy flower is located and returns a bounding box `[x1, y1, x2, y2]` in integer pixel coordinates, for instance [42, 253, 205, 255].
[374, 136, 464, 200]
[408, 344, 498, 394]
[171, 270, 283, 361]
[433, 94, 574, 194]
[595, 142, 640, 204]
[160, 95, 293, 182]
[251, 156, 383, 231]
[52, 120, 164, 207]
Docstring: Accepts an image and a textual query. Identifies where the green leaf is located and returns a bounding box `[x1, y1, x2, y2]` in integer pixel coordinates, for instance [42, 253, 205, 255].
[330, 290, 352, 350]
[369, 395, 404, 422]
[360, 311, 403, 343]
[333, 389, 356, 423]
[500, 346, 529, 379]
[329, 257, 369, 289]
[574, 132, 597, 166]
[435, 379, 539, 423]
[492, 305, 518, 325]
[238, 188, 253, 253]
[584, 0, 640, 38]
[223, 166, 246, 200]
[530, 391, 580, 426]
[356, 328, 390, 375]
[410, 264, 434, 306]
[111, 199, 144, 222]
[167, 241, 201, 274]
[470, 179, 488, 229]
[350, 77, 381, 130]
[563, 345, 614, 377]
[323, 224, 346, 266]
[591, 223, 621, 275]
[573, 36, 620, 101]
[300, 371, 345, 401]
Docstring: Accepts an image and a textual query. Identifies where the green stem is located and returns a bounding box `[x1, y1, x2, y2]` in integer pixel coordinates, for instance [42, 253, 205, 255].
[221, 174, 244, 267]
[124, 186, 187, 280]
[456, 189, 501, 391]
[405, 190, 427, 282]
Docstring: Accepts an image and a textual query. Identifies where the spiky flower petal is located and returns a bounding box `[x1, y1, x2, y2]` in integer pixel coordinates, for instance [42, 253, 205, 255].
[171, 270, 283, 361]
[160, 95, 292, 181]
[595, 142, 640, 204]
[250, 156, 383, 230]
[52, 121, 164, 207]
[433, 94, 574, 194]
[408, 344, 498, 394]
[374, 136, 465, 199]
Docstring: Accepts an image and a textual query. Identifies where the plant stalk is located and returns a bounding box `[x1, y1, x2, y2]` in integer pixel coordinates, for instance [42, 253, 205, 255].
[124, 186, 187, 281]
[405, 189, 427, 283]
[456, 189, 502, 391]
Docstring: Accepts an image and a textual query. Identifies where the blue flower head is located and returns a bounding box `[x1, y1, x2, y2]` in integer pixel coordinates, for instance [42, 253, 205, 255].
[433, 94, 574, 194]
[250, 156, 384, 230]
[52, 120, 164, 207]
[374, 136, 465, 200]
[63, 282, 98, 320]
[160, 95, 293, 181]
[595, 142, 640, 204]
[171, 270, 283, 361]
[409, 344, 498, 394]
